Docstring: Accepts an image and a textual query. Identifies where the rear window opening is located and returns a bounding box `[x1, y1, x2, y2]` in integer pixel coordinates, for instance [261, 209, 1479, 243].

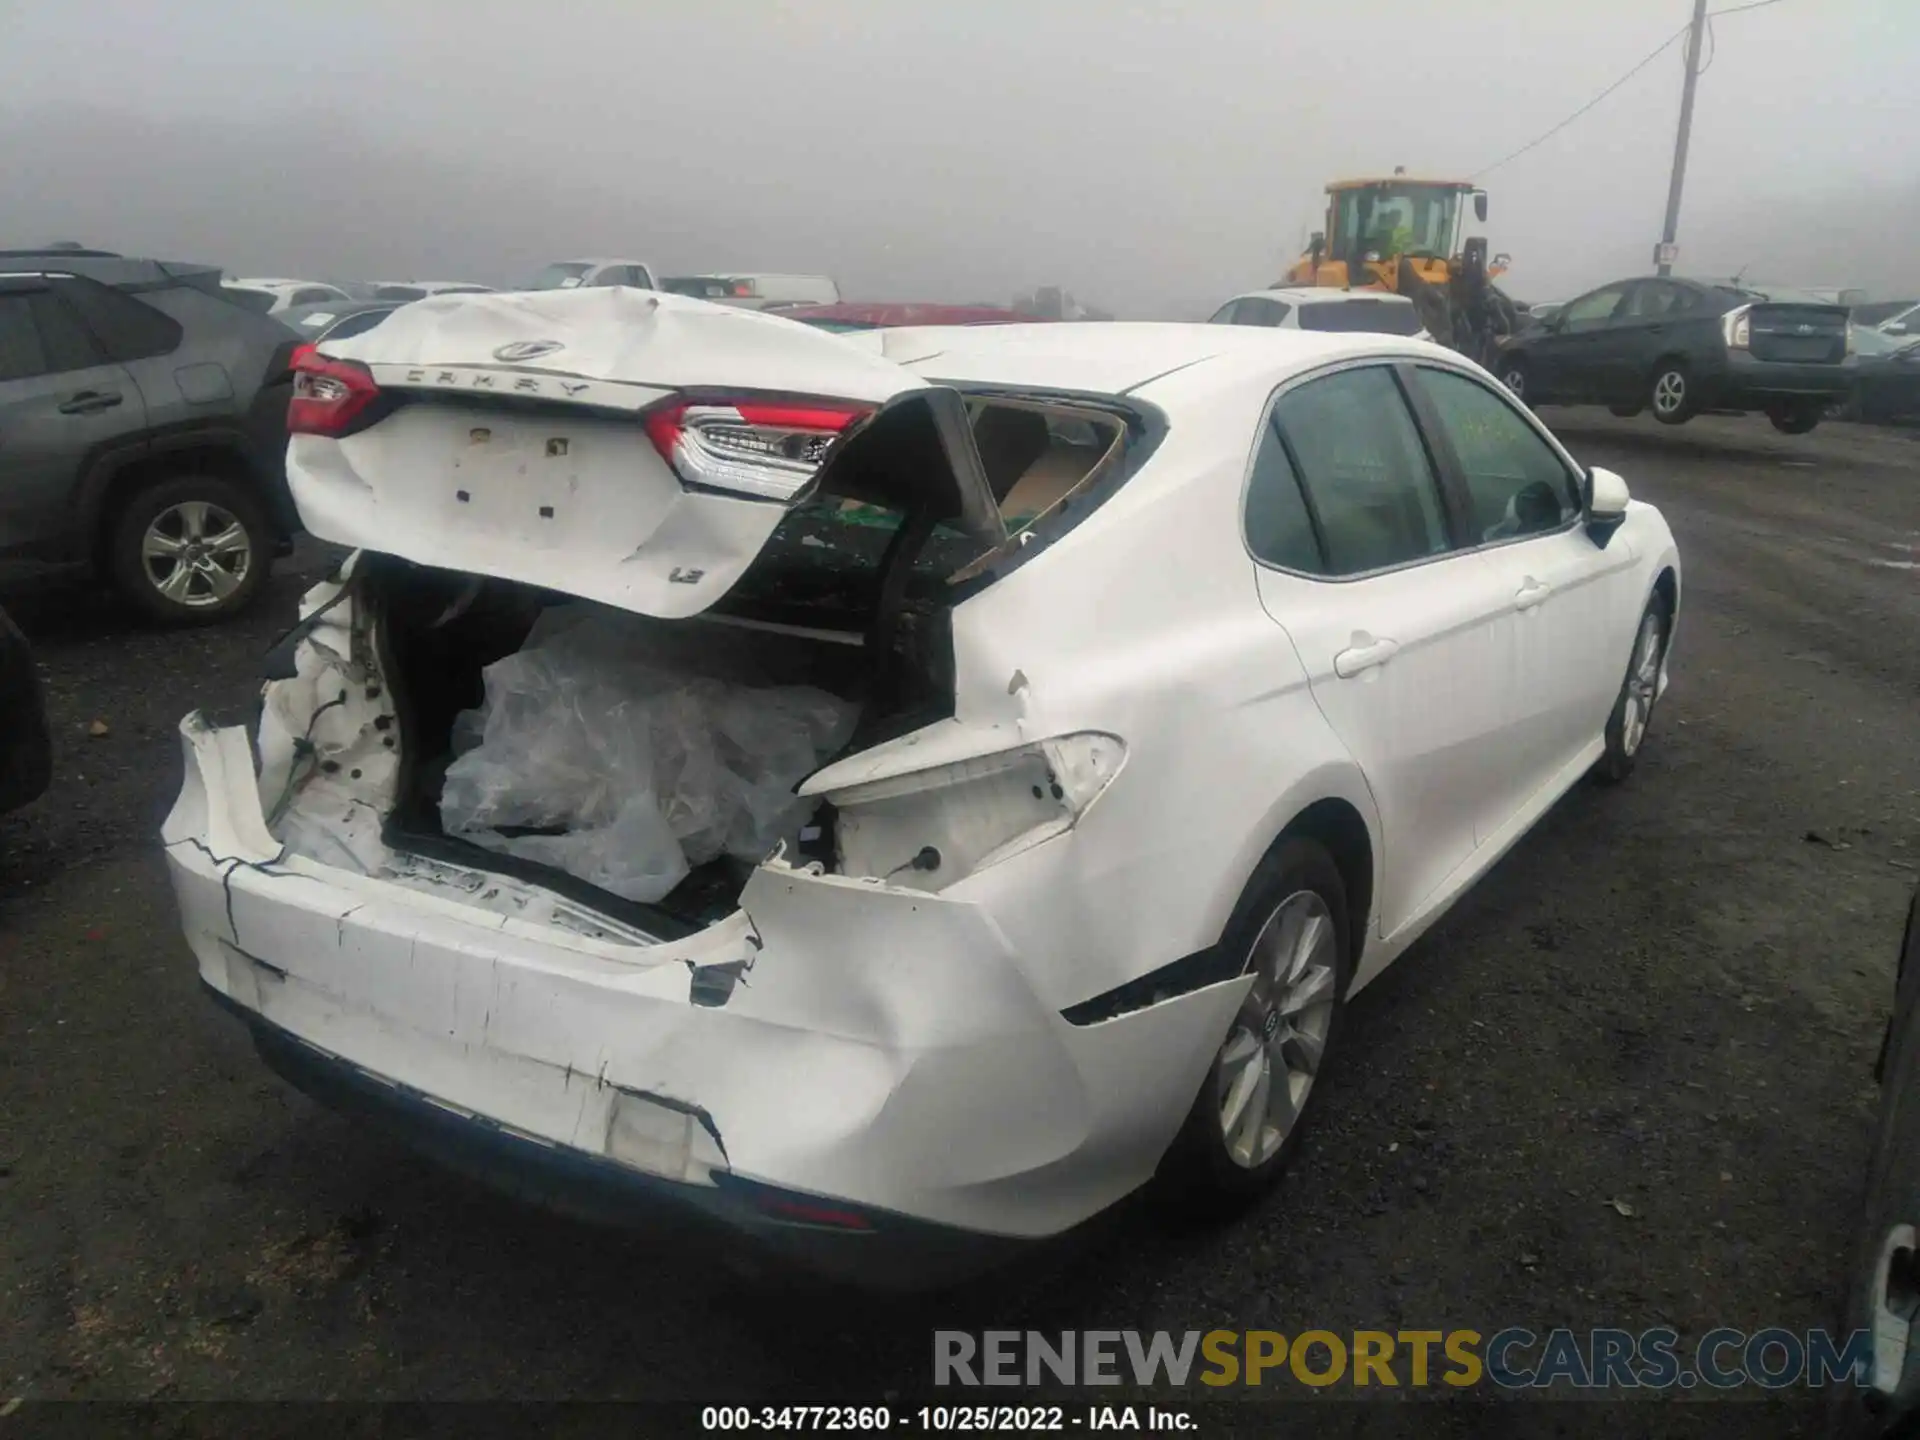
[271, 394, 1132, 933]
[1295, 300, 1424, 336]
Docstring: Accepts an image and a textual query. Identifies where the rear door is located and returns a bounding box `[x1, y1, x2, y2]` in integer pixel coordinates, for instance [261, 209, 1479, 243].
[1603, 280, 1698, 403]
[1247, 360, 1514, 941]
[0, 279, 146, 557]
[1406, 362, 1642, 827]
[1528, 283, 1629, 400]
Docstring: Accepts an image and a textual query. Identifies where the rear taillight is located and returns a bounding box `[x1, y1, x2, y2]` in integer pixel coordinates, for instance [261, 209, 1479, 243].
[730, 281, 753, 298]
[643, 397, 871, 501]
[288, 350, 381, 437]
[1722, 305, 1752, 350]
[752, 1196, 875, 1231]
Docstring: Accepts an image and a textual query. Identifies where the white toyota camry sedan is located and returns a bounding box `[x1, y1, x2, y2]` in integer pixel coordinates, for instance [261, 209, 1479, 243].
[164, 290, 1680, 1285]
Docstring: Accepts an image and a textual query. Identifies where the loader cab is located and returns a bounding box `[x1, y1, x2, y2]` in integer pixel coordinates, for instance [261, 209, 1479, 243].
[1326, 179, 1480, 269]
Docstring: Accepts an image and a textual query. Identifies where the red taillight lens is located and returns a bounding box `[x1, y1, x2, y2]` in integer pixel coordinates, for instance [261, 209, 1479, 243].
[730, 281, 752, 297]
[643, 396, 871, 501]
[289, 342, 317, 368]
[753, 1196, 874, 1231]
[288, 350, 381, 437]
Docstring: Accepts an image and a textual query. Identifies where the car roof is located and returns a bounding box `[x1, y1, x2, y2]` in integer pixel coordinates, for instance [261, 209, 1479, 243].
[554, 258, 651, 267]
[1230, 287, 1415, 307]
[856, 321, 1436, 398]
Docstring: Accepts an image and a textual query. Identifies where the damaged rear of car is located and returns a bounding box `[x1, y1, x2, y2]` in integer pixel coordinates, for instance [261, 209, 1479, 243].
[164, 290, 1192, 1283]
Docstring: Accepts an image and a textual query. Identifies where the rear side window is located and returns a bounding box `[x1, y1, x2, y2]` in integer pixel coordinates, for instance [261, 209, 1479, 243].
[0, 291, 107, 380]
[1416, 367, 1580, 541]
[374, 285, 425, 301]
[224, 287, 278, 313]
[1271, 366, 1451, 576]
[1243, 413, 1322, 572]
[292, 287, 339, 306]
[1231, 297, 1292, 327]
[1295, 300, 1423, 336]
[27, 293, 104, 373]
[0, 295, 49, 380]
[55, 277, 184, 361]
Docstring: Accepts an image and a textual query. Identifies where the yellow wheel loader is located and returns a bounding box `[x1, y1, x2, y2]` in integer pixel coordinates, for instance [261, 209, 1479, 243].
[1281, 171, 1518, 367]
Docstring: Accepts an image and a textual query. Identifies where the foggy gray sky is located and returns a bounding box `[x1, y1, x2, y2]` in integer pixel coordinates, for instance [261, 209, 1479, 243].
[3, 0, 1915, 313]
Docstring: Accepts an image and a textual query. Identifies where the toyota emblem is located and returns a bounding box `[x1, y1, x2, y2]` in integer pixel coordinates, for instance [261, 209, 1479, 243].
[492, 339, 565, 362]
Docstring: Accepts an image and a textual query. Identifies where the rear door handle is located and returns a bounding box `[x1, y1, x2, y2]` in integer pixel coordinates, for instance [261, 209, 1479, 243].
[58, 390, 123, 415]
[1514, 577, 1552, 611]
[1334, 633, 1401, 678]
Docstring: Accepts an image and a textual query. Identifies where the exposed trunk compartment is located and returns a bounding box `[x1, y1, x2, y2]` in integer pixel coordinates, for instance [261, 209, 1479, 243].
[356, 500, 973, 933]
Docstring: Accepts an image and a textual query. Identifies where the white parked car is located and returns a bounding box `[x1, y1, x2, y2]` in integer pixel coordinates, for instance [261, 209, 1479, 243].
[1209, 286, 1429, 339]
[163, 291, 1680, 1285]
[365, 281, 496, 302]
[524, 258, 658, 291]
[221, 277, 355, 314]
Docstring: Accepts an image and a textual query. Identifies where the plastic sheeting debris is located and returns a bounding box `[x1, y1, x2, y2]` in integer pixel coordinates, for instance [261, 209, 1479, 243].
[439, 606, 857, 903]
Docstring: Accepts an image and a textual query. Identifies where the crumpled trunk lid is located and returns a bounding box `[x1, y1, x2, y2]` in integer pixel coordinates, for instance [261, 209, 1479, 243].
[290, 288, 1003, 619]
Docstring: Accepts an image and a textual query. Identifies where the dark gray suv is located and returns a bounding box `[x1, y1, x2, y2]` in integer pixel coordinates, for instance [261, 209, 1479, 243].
[0, 249, 300, 623]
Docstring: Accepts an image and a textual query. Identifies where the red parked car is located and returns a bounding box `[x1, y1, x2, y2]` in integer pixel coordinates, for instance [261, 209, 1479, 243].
[770, 302, 1041, 332]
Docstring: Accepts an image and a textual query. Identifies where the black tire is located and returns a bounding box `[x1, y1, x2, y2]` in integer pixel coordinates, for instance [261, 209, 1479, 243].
[1829, 890, 1920, 1438]
[1498, 357, 1531, 406]
[1768, 399, 1823, 435]
[108, 474, 272, 625]
[1608, 402, 1644, 418]
[1649, 360, 1693, 425]
[1593, 594, 1671, 785]
[1155, 836, 1353, 1212]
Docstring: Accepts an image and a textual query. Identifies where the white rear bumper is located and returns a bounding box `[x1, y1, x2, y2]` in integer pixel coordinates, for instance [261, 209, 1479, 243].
[163, 714, 1241, 1243]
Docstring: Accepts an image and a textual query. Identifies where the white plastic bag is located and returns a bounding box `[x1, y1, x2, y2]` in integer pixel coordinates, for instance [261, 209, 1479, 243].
[439, 606, 856, 904]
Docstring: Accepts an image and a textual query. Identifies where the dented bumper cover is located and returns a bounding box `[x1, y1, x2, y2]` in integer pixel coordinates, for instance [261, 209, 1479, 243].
[163, 715, 1242, 1282]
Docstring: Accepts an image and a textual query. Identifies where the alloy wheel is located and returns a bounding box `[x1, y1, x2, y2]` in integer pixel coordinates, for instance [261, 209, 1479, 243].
[1653, 371, 1686, 416]
[1620, 610, 1664, 756]
[1502, 367, 1525, 399]
[1214, 890, 1339, 1169]
[141, 500, 253, 609]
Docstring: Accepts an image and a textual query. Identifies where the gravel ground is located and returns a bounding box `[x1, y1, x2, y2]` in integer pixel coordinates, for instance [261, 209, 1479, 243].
[1, 413, 1916, 1435]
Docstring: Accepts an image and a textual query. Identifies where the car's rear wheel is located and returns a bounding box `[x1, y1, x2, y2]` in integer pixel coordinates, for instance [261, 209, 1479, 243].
[109, 474, 271, 625]
[1156, 837, 1351, 1209]
[1767, 398, 1824, 435]
[1593, 594, 1671, 785]
[1499, 358, 1530, 405]
[1649, 362, 1693, 425]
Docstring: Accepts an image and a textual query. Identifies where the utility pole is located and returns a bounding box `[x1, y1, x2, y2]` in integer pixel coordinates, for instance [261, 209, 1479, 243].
[1656, 0, 1711, 276]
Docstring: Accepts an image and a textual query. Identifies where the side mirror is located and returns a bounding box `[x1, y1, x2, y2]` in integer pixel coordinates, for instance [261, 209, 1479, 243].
[1586, 465, 1631, 527]
[1473, 192, 1489, 223]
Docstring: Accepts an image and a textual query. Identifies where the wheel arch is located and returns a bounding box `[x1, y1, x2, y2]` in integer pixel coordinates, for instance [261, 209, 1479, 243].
[1226, 780, 1379, 974]
[84, 437, 266, 574]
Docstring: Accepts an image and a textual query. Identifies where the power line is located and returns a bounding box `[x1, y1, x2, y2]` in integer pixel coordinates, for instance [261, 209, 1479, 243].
[1469, 0, 1791, 181]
